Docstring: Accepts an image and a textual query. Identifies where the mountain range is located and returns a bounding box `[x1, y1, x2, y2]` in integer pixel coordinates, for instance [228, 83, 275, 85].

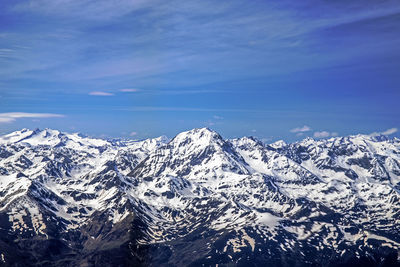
[0, 128, 399, 266]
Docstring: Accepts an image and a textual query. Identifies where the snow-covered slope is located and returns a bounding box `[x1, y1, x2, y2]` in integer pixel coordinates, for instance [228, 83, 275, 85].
[0, 128, 399, 266]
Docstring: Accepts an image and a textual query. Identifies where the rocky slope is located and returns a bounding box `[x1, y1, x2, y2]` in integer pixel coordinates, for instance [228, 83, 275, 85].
[0, 128, 399, 266]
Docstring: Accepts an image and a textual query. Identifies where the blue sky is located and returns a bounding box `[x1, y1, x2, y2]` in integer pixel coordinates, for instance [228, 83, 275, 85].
[0, 0, 399, 141]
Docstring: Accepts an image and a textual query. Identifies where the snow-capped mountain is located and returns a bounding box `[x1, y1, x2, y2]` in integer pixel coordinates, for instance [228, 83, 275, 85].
[0, 128, 399, 266]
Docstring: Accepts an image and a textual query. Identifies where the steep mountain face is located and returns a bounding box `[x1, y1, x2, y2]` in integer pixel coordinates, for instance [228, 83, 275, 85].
[0, 128, 399, 266]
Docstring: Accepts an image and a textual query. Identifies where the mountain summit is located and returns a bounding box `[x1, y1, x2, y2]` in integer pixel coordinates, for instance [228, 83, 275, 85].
[0, 128, 399, 266]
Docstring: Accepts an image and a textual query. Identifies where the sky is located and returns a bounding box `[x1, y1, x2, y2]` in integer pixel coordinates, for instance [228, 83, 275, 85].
[0, 0, 399, 142]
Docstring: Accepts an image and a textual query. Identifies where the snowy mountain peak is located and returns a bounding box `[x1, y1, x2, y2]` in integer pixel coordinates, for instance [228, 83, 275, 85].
[231, 136, 263, 146]
[129, 127, 251, 180]
[269, 139, 287, 149]
[0, 128, 33, 144]
[171, 127, 223, 145]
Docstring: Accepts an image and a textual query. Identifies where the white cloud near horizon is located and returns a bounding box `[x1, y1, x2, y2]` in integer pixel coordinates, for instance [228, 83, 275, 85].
[313, 131, 329, 138]
[314, 131, 338, 138]
[0, 112, 65, 124]
[130, 131, 138, 136]
[89, 91, 114, 96]
[382, 128, 398, 135]
[370, 127, 398, 136]
[290, 125, 311, 133]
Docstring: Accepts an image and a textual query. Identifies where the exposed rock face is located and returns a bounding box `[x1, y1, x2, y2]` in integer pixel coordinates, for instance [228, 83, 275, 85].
[0, 128, 399, 266]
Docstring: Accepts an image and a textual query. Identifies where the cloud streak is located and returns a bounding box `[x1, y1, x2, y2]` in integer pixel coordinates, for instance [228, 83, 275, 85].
[0, 112, 65, 124]
[382, 128, 398, 135]
[89, 91, 114, 96]
[290, 125, 311, 133]
[313, 131, 338, 138]
[370, 127, 398, 136]
[120, 88, 140, 92]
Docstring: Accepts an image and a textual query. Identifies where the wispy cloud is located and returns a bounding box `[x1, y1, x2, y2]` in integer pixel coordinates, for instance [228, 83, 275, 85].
[0, 117, 14, 123]
[370, 127, 398, 136]
[89, 91, 114, 96]
[290, 125, 311, 133]
[3, 0, 400, 88]
[206, 115, 225, 127]
[382, 128, 398, 135]
[120, 88, 140, 92]
[12, 0, 153, 21]
[129, 131, 138, 136]
[0, 112, 64, 124]
[313, 131, 338, 138]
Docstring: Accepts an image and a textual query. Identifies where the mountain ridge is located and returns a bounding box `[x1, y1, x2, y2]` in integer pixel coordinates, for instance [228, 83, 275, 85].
[0, 127, 399, 266]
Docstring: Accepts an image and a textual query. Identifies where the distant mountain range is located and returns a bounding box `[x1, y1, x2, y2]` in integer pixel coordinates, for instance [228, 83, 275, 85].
[0, 128, 399, 266]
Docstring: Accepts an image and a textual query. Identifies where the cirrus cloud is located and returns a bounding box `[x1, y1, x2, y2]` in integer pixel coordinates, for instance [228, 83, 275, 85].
[313, 131, 338, 138]
[89, 91, 114, 96]
[0, 112, 65, 124]
[370, 127, 398, 136]
[0, 117, 15, 123]
[290, 125, 311, 133]
[120, 88, 140, 92]
[381, 128, 398, 135]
